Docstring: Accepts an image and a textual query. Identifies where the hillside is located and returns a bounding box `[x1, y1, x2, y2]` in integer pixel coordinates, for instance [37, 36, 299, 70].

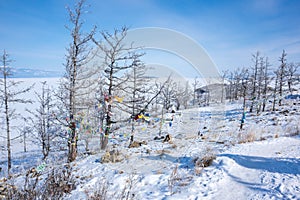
[1, 97, 299, 199]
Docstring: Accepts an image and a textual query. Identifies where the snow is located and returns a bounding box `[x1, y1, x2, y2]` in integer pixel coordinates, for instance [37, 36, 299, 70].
[1, 78, 300, 199]
[63, 133, 300, 200]
[208, 137, 300, 200]
[64, 103, 300, 200]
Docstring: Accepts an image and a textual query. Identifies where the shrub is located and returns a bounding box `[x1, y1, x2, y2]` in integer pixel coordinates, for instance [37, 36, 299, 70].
[6, 168, 40, 199]
[87, 174, 138, 200]
[168, 165, 193, 195]
[86, 180, 109, 200]
[194, 154, 216, 168]
[41, 164, 76, 199]
[238, 131, 256, 144]
[6, 164, 75, 200]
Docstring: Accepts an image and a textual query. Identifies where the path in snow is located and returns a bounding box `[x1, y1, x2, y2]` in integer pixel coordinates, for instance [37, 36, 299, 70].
[194, 136, 300, 200]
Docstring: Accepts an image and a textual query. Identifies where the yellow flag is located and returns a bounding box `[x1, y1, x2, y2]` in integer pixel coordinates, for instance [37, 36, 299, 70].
[114, 96, 124, 103]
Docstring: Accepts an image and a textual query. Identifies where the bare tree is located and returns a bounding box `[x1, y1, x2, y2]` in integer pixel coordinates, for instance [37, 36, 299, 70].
[277, 50, 287, 106]
[27, 81, 57, 160]
[119, 54, 150, 143]
[93, 27, 138, 149]
[249, 51, 260, 113]
[262, 57, 271, 112]
[93, 30, 169, 147]
[287, 62, 299, 95]
[224, 68, 245, 102]
[192, 77, 200, 106]
[233, 68, 241, 100]
[227, 71, 234, 102]
[175, 81, 191, 109]
[240, 68, 249, 111]
[19, 120, 31, 153]
[231, 67, 249, 130]
[0, 50, 33, 175]
[161, 78, 177, 111]
[272, 70, 279, 112]
[221, 70, 228, 103]
[256, 56, 265, 114]
[93, 76, 107, 150]
[61, 0, 96, 162]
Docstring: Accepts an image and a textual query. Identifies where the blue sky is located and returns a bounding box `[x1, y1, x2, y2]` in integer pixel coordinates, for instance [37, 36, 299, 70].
[0, 0, 300, 75]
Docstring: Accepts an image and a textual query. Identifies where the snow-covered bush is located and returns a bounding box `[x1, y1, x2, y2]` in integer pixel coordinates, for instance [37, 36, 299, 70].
[192, 147, 217, 175]
[85, 179, 109, 200]
[86, 174, 138, 200]
[168, 165, 193, 195]
[40, 165, 75, 199]
[238, 131, 256, 144]
[5, 164, 75, 199]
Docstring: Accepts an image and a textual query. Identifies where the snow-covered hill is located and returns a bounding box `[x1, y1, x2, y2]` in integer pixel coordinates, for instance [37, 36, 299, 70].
[61, 103, 300, 200]
[0, 78, 299, 200]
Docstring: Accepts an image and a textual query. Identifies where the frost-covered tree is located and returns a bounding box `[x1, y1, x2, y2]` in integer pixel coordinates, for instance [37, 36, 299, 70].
[249, 51, 260, 113]
[119, 54, 150, 142]
[175, 81, 192, 110]
[192, 77, 200, 106]
[240, 68, 249, 131]
[93, 76, 107, 148]
[239, 67, 249, 110]
[277, 50, 288, 106]
[221, 70, 228, 103]
[272, 70, 279, 111]
[27, 81, 57, 160]
[227, 71, 234, 102]
[225, 68, 245, 102]
[93, 27, 138, 149]
[233, 68, 242, 100]
[60, 0, 96, 162]
[261, 57, 271, 112]
[161, 78, 177, 111]
[19, 119, 31, 153]
[246, 51, 270, 114]
[0, 50, 33, 175]
[287, 62, 299, 95]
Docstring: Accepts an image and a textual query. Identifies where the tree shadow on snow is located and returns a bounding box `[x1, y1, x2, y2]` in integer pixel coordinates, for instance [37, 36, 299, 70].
[220, 154, 300, 175]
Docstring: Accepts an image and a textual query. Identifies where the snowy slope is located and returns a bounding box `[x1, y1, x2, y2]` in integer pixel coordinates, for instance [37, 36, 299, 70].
[199, 137, 300, 200]
[64, 136, 300, 200]
[63, 104, 300, 200]
[1, 78, 300, 200]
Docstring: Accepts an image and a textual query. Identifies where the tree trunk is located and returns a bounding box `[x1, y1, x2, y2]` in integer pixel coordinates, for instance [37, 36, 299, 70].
[262, 58, 269, 112]
[272, 75, 278, 111]
[250, 52, 259, 113]
[68, 121, 77, 162]
[102, 64, 114, 150]
[23, 131, 27, 152]
[3, 59, 11, 175]
[1, 50, 33, 175]
[5, 85, 11, 175]
[278, 50, 287, 106]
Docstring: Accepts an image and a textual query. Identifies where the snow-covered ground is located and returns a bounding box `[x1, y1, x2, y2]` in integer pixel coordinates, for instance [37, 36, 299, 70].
[63, 104, 300, 200]
[211, 136, 300, 200]
[68, 136, 300, 200]
[1, 78, 300, 199]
